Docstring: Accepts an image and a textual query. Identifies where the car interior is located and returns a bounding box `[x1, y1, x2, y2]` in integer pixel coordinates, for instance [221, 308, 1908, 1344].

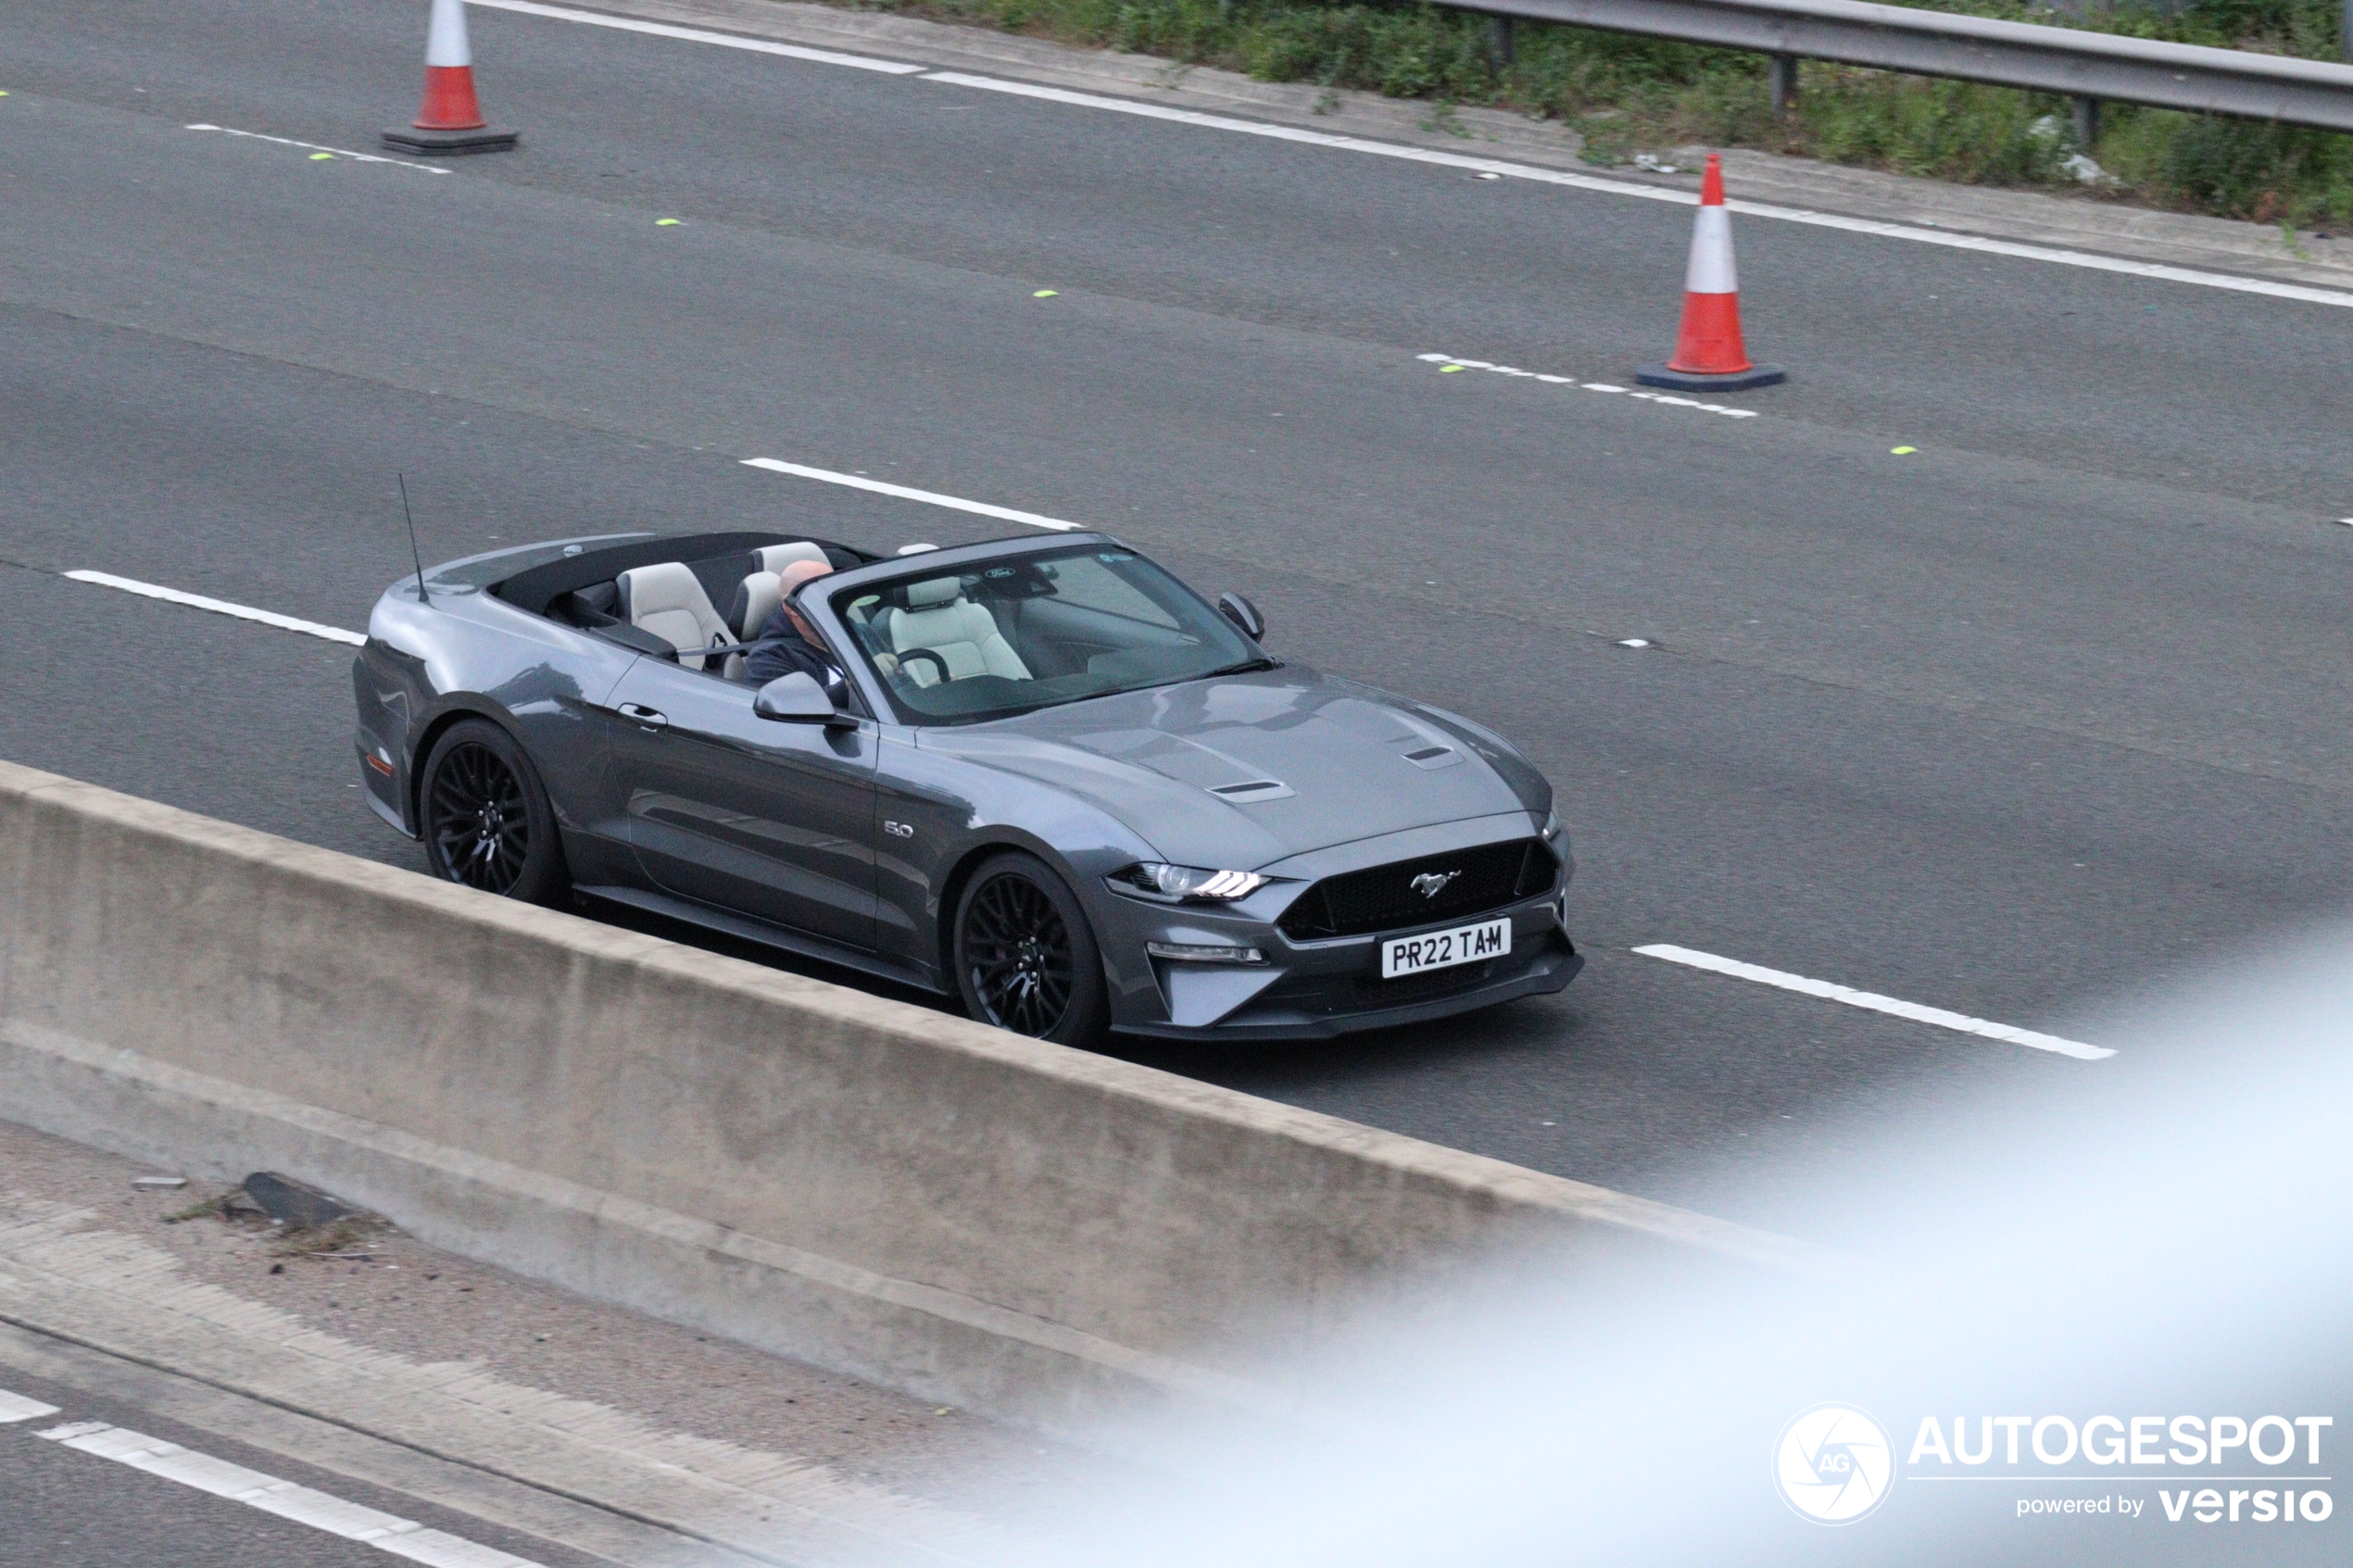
[508, 536, 856, 683]
[833, 548, 1262, 724]
[495, 535, 1261, 723]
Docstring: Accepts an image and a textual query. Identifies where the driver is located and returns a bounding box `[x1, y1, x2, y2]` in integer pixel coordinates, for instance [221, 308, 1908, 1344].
[742, 558, 847, 693]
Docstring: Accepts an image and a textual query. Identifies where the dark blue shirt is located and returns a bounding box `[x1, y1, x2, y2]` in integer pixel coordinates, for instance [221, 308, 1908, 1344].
[741, 606, 845, 691]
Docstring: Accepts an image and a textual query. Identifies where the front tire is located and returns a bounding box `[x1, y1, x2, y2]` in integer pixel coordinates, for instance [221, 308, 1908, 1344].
[419, 719, 569, 905]
[951, 852, 1111, 1047]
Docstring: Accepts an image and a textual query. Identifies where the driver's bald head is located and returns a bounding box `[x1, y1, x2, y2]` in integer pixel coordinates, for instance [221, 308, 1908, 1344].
[777, 558, 833, 641]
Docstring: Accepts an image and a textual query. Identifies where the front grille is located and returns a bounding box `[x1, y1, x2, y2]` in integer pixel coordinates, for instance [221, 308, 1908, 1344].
[1278, 837, 1554, 941]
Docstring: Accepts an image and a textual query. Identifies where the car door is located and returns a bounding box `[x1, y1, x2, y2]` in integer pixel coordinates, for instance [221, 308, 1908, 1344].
[603, 659, 880, 948]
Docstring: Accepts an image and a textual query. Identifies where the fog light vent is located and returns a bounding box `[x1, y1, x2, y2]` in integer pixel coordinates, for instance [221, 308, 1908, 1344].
[1148, 942, 1265, 965]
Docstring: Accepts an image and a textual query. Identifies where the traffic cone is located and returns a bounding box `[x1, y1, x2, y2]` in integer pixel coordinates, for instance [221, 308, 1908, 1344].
[1636, 154, 1783, 392]
[383, 0, 519, 156]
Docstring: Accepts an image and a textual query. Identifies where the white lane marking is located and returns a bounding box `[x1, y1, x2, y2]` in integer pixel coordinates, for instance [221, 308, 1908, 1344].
[34, 1420, 541, 1566]
[432, 0, 2353, 308]
[1734, 205, 2353, 311]
[184, 123, 451, 172]
[64, 571, 367, 646]
[741, 458, 1081, 531]
[918, 74, 2353, 311]
[1418, 352, 1760, 418]
[468, 0, 925, 74]
[0, 1390, 61, 1423]
[921, 71, 1707, 194]
[1632, 943, 2114, 1060]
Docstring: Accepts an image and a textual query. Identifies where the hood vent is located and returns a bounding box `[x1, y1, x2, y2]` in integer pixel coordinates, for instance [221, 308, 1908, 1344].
[1208, 779, 1296, 802]
[1403, 745, 1463, 771]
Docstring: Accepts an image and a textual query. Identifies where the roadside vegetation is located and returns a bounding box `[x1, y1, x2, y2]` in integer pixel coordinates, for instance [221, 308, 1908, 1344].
[851, 0, 2353, 231]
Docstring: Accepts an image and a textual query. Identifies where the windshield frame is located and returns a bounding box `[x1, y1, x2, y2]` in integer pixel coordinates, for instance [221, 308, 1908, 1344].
[808, 533, 1273, 729]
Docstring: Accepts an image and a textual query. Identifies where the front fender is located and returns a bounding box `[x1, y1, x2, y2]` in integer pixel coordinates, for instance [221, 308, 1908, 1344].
[872, 730, 1162, 990]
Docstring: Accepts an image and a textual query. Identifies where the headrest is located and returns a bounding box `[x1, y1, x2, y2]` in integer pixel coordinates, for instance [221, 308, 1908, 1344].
[905, 576, 963, 608]
[755, 542, 829, 574]
[734, 571, 782, 639]
[617, 561, 711, 618]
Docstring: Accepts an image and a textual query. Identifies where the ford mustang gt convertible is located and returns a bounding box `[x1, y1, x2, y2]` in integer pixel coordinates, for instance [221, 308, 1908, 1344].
[353, 528, 1581, 1043]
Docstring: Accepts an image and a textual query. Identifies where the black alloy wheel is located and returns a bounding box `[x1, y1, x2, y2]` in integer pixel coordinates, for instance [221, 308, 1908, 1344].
[420, 719, 569, 905]
[952, 852, 1110, 1047]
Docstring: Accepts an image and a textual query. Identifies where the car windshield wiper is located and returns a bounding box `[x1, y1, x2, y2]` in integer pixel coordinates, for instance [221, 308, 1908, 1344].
[1195, 657, 1279, 679]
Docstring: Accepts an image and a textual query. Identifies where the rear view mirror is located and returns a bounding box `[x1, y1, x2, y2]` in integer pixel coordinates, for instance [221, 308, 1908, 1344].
[754, 671, 849, 725]
[1217, 592, 1265, 642]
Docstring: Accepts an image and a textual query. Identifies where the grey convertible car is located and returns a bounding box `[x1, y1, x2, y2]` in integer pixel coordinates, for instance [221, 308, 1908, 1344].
[353, 528, 1581, 1044]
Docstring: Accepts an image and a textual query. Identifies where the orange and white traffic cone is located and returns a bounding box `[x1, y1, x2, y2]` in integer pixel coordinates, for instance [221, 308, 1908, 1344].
[1636, 153, 1783, 392]
[383, 0, 519, 156]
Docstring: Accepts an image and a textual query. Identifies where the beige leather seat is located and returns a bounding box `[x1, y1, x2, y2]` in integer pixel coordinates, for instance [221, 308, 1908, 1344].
[735, 571, 784, 639]
[616, 562, 731, 671]
[722, 570, 785, 681]
[885, 578, 1030, 686]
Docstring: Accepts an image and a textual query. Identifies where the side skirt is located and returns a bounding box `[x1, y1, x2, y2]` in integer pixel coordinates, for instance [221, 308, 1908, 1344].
[573, 884, 946, 996]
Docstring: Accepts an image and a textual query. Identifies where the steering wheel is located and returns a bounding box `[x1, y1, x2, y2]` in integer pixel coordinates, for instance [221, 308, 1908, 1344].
[895, 647, 950, 686]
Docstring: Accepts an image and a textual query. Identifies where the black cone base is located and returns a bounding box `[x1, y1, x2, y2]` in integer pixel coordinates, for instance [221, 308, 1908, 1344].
[382, 125, 520, 156]
[1635, 362, 1787, 392]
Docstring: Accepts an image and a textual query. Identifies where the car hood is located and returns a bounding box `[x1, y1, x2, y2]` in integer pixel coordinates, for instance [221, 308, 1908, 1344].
[917, 666, 1549, 870]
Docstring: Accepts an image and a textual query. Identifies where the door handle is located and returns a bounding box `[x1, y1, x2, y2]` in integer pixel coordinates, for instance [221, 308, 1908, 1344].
[617, 703, 668, 732]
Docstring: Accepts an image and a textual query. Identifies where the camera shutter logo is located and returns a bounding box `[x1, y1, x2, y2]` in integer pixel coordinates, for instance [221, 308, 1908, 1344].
[1773, 1405, 1894, 1524]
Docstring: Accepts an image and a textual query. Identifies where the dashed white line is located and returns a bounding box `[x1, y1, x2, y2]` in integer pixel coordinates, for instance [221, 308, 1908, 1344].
[1633, 944, 2113, 1060]
[184, 124, 451, 172]
[741, 458, 1081, 531]
[30, 1415, 541, 1567]
[469, 0, 925, 73]
[1419, 353, 1760, 418]
[0, 1390, 61, 1423]
[64, 571, 367, 646]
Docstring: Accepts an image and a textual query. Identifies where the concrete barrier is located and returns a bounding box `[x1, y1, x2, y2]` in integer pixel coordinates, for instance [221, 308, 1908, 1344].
[0, 759, 1808, 1432]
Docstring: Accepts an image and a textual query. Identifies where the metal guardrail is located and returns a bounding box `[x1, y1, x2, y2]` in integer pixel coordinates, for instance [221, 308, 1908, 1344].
[1465, 0, 2353, 134]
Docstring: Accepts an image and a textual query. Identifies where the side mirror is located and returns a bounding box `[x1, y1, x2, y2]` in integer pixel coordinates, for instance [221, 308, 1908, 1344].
[1216, 592, 1265, 642]
[754, 671, 851, 726]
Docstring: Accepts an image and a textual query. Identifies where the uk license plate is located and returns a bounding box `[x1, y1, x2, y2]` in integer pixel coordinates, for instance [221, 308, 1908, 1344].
[1380, 918, 1510, 980]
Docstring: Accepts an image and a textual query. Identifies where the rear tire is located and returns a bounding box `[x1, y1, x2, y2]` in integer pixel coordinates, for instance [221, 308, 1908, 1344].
[419, 719, 570, 905]
[951, 852, 1111, 1047]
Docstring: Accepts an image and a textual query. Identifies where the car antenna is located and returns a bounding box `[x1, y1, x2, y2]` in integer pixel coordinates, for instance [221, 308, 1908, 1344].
[397, 472, 431, 605]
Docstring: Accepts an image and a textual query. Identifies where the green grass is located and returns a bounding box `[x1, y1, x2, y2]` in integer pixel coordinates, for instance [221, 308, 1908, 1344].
[851, 0, 2353, 229]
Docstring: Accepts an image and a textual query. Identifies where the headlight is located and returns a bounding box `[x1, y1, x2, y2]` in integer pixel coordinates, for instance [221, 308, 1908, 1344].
[1542, 809, 1567, 844]
[1107, 862, 1269, 902]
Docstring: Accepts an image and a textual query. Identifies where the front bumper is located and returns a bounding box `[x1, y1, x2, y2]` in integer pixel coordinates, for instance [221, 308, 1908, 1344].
[1105, 892, 1582, 1041]
[353, 646, 418, 838]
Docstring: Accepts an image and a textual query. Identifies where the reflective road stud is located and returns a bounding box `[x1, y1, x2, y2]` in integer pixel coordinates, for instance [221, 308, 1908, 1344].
[384, 0, 520, 156]
[1637, 153, 1784, 392]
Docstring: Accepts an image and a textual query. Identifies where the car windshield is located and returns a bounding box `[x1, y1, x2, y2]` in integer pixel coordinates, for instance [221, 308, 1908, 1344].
[830, 544, 1268, 725]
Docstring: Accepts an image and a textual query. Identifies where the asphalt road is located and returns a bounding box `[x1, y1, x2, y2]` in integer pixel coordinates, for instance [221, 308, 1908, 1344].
[3, 0, 2350, 1230]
